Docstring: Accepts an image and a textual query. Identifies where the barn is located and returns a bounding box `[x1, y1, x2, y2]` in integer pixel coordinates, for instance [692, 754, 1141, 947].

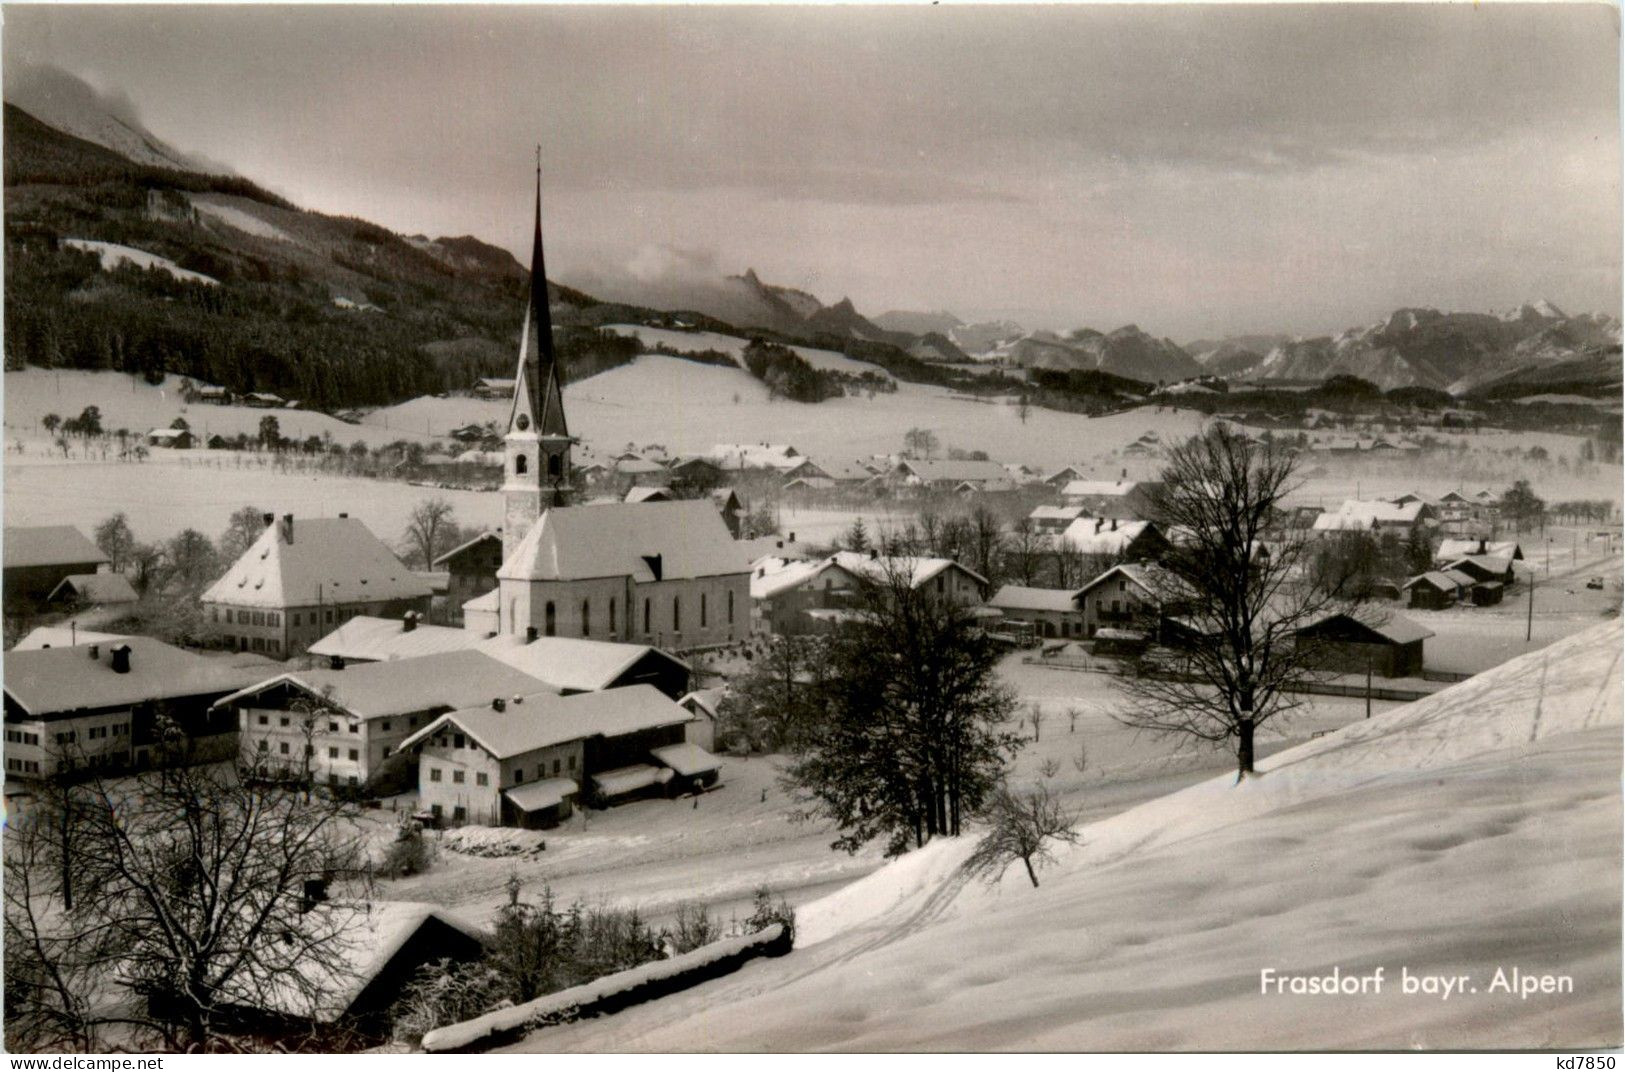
[1294, 612, 1433, 679]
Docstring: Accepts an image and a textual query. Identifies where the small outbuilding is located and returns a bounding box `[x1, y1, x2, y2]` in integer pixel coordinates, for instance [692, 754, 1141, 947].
[1294, 612, 1433, 679]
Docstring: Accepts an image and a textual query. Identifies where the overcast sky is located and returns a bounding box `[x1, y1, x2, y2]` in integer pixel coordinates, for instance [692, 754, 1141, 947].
[5, 3, 1619, 339]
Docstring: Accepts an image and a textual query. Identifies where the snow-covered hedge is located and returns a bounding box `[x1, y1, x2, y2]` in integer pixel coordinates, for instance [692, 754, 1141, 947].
[420, 923, 792, 1053]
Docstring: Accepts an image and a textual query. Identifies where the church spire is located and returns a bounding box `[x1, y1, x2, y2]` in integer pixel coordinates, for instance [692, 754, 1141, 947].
[527, 149, 568, 438]
[503, 153, 574, 556]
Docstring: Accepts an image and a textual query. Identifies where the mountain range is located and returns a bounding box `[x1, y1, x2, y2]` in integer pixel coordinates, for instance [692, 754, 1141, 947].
[4, 65, 1619, 400]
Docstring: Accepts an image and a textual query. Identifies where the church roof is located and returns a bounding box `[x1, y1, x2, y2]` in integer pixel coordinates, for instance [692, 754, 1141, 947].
[498, 500, 749, 583]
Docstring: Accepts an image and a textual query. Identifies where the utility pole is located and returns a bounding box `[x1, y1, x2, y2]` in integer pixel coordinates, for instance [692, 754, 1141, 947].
[1526, 573, 1534, 643]
[1365, 652, 1373, 719]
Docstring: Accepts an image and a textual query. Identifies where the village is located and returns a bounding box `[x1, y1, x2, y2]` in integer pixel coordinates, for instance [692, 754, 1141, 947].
[3, 168, 1621, 1052]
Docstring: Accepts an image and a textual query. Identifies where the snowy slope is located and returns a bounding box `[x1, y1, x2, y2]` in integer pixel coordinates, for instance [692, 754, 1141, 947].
[509, 619, 1622, 1052]
[601, 324, 892, 378]
[62, 239, 219, 286]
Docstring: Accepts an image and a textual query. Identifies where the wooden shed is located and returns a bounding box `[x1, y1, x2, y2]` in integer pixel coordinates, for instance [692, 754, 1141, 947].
[1294, 612, 1433, 679]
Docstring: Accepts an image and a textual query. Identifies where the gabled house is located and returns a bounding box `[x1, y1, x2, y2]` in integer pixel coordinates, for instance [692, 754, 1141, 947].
[1058, 479, 1165, 521]
[1311, 499, 1434, 537]
[145, 427, 193, 449]
[986, 585, 1085, 639]
[750, 552, 987, 635]
[1402, 570, 1473, 611]
[398, 684, 713, 826]
[1055, 517, 1170, 561]
[892, 458, 1016, 493]
[1077, 563, 1184, 639]
[1436, 538, 1523, 564]
[4, 638, 265, 779]
[217, 649, 551, 793]
[201, 513, 433, 658]
[1443, 554, 1516, 587]
[1028, 505, 1088, 536]
[433, 531, 504, 625]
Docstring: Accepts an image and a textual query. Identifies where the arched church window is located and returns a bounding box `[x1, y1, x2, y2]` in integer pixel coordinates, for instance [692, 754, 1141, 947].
[581, 599, 590, 637]
[545, 601, 556, 636]
[548, 453, 562, 478]
[515, 455, 528, 475]
[609, 598, 617, 634]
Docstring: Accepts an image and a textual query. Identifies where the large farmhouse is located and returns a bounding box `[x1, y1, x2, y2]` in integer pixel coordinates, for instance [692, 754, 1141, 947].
[4, 638, 265, 779]
[201, 513, 433, 658]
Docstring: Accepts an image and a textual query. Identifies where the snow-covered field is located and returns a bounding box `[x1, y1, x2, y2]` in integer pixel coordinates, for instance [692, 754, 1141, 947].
[0, 451, 501, 546]
[61, 239, 219, 286]
[601, 324, 893, 378]
[500, 618, 1623, 1052]
[3, 369, 439, 448]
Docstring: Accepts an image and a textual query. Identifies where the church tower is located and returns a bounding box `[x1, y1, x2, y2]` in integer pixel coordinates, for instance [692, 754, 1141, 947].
[503, 158, 574, 558]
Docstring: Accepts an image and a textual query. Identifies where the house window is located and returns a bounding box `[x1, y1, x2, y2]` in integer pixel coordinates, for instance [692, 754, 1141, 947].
[328, 747, 338, 759]
[430, 768, 442, 782]
[325, 609, 334, 623]
[269, 612, 280, 626]
[514, 767, 524, 783]
[548, 453, 562, 478]
[728, 590, 735, 623]
[581, 599, 590, 637]
[936, 576, 945, 593]
[453, 805, 466, 822]
[329, 721, 339, 733]
[568, 754, 576, 771]
[305, 745, 314, 757]
[269, 639, 280, 654]
[348, 776, 358, 788]
[258, 714, 269, 726]
[673, 596, 681, 631]
[280, 717, 289, 727]
[258, 740, 268, 752]
[552, 758, 561, 775]
[644, 599, 651, 634]
[453, 770, 465, 784]
[225, 609, 233, 623]
[292, 612, 301, 626]
[609, 598, 617, 633]
[701, 593, 708, 628]
[381, 720, 391, 732]
[545, 602, 556, 636]
[454, 734, 465, 750]
[348, 749, 358, 761]
[476, 772, 489, 787]
[280, 742, 290, 755]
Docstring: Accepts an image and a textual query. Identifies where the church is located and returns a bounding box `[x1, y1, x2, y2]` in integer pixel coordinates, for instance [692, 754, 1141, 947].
[456, 168, 750, 651]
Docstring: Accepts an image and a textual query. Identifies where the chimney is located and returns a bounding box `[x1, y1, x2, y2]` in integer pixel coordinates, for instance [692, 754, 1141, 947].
[512, 695, 524, 706]
[402, 610, 417, 633]
[491, 697, 506, 712]
[328, 655, 346, 670]
[280, 514, 294, 544]
[526, 626, 539, 642]
[339, 512, 348, 519]
[88, 644, 99, 660]
[262, 512, 275, 529]
[1111, 519, 1118, 531]
[110, 644, 131, 674]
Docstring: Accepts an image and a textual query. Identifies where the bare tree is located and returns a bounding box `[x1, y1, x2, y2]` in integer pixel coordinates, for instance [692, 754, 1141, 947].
[5, 727, 369, 1051]
[963, 781, 1081, 888]
[1004, 515, 1048, 587]
[964, 505, 1006, 590]
[903, 427, 940, 460]
[1071, 743, 1089, 774]
[1027, 703, 1044, 741]
[218, 505, 268, 564]
[1112, 426, 1360, 780]
[1066, 706, 1081, 735]
[402, 497, 458, 570]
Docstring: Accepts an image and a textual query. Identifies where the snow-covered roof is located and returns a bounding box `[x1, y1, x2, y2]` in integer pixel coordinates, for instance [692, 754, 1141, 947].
[1404, 571, 1465, 592]
[1060, 479, 1145, 499]
[499, 501, 748, 584]
[475, 634, 689, 693]
[214, 650, 552, 721]
[504, 778, 580, 813]
[624, 486, 674, 503]
[751, 555, 841, 600]
[1300, 611, 1434, 646]
[1077, 563, 1182, 602]
[988, 585, 1083, 613]
[307, 615, 477, 663]
[896, 458, 1013, 485]
[47, 572, 138, 605]
[829, 551, 988, 590]
[1056, 518, 1157, 556]
[11, 625, 127, 651]
[651, 741, 722, 777]
[201, 516, 431, 610]
[1436, 539, 1522, 562]
[1319, 500, 1430, 527]
[1029, 505, 1088, 522]
[6, 638, 267, 716]
[4, 525, 106, 570]
[399, 684, 694, 761]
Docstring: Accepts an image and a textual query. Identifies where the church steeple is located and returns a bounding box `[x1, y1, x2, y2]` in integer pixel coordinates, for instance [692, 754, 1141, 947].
[504, 154, 574, 558]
